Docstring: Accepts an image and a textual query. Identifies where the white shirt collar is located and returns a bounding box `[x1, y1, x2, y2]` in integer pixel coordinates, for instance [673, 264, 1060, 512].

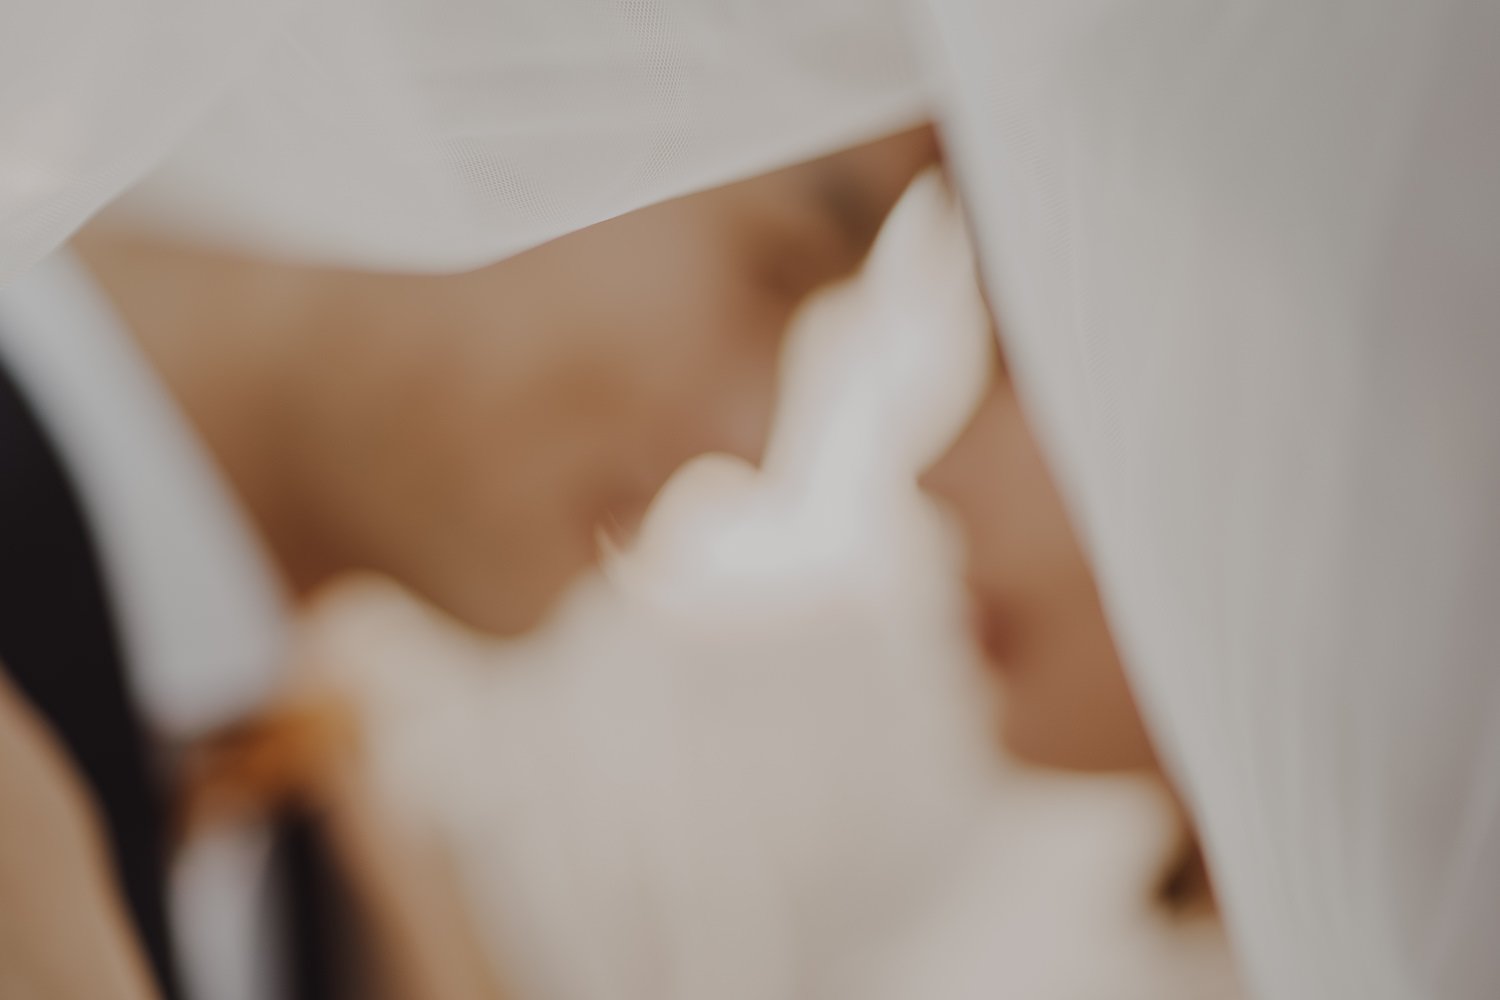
[0, 251, 288, 742]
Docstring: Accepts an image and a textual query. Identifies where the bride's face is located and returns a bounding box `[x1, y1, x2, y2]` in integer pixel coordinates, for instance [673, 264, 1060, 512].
[313, 128, 935, 635]
[921, 347, 1158, 772]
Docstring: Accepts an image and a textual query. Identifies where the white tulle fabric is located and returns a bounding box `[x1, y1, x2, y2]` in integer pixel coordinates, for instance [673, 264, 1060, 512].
[1, 0, 925, 278]
[0, 0, 290, 281]
[922, 3, 1500, 999]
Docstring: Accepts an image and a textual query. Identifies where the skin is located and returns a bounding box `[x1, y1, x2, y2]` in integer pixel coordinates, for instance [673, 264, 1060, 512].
[76, 126, 937, 636]
[920, 344, 1158, 773]
[0, 668, 157, 1000]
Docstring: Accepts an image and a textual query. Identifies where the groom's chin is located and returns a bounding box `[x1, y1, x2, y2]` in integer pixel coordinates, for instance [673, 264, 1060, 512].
[422, 558, 587, 640]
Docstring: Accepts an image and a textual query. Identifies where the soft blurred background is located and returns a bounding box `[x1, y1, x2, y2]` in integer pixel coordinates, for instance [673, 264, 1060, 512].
[299, 175, 1228, 1000]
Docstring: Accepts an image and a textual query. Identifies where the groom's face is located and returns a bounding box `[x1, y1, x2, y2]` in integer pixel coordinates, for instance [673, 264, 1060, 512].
[315, 128, 936, 634]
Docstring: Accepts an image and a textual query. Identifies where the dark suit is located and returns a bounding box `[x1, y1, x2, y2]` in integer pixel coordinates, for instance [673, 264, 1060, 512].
[0, 358, 185, 998]
[0, 351, 346, 1000]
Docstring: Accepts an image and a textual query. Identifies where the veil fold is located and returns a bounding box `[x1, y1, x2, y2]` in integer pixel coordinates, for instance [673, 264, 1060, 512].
[922, 3, 1500, 997]
[1, 0, 926, 278]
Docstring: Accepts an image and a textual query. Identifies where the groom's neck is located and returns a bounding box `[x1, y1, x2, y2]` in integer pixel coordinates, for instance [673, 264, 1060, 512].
[73, 227, 345, 600]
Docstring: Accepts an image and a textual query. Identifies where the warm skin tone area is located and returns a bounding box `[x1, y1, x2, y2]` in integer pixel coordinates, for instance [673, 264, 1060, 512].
[78, 126, 938, 637]
[0, 669, 157, 1000]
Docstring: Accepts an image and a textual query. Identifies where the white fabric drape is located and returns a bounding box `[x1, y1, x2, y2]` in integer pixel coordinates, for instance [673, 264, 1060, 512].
[1, 0, 926, 279]
[0, 0, 291, 282]
[922, 3, 1500, 998]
